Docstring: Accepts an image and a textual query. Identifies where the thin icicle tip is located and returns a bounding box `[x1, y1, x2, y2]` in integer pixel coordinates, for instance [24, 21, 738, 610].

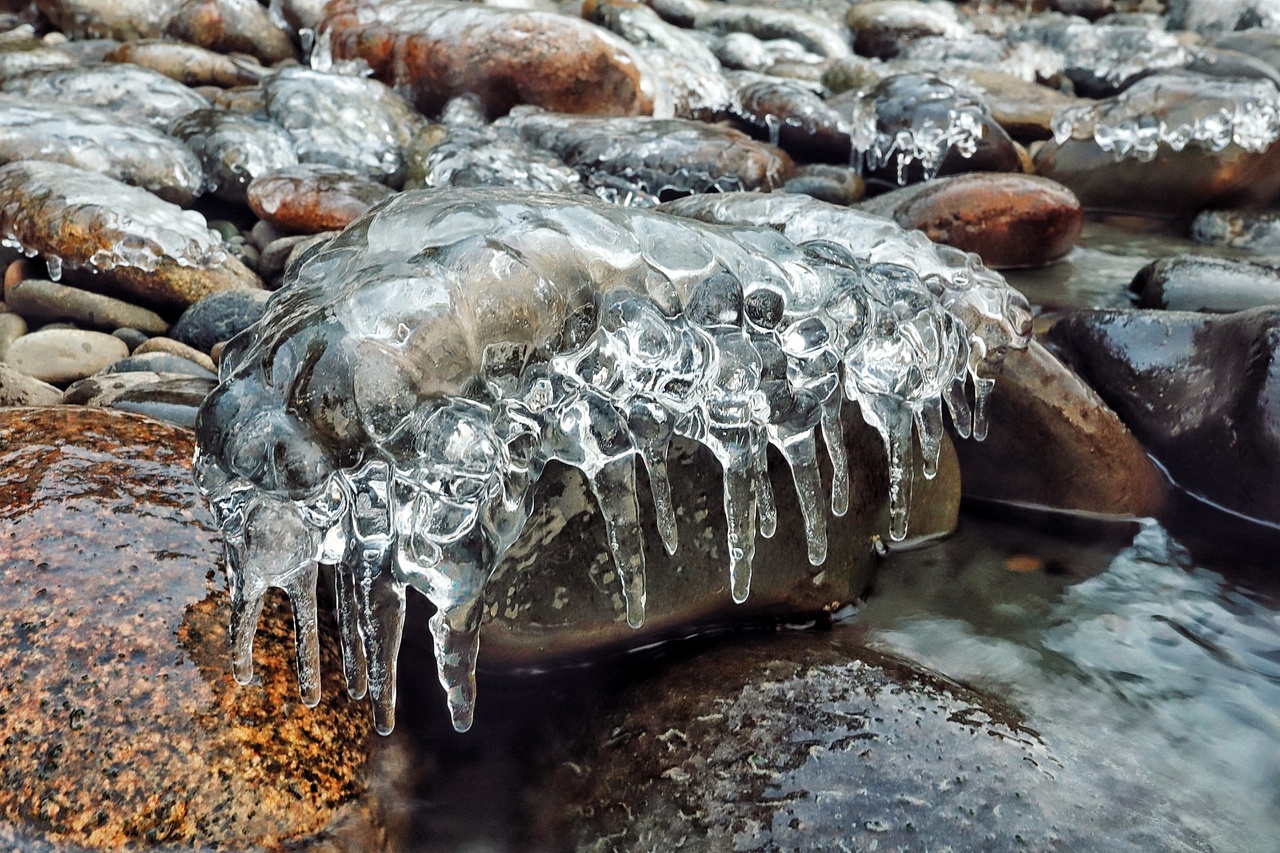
[193, 189, 1028, 733]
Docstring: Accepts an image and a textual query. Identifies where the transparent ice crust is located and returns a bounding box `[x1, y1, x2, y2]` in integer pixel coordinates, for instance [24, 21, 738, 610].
[1051, 73, 1280, 162]
[1008, 17, 1191, 93]
[0, 159, 227, 280]
[263, 66, 423, 186]
[0, 93, 206, 204]
[495, 107, 792, 205]
[839, 74, 990, 185]
[195, 188, 1007, 733]
[170, 108, 299, 203]
[0, 62, 212, 131]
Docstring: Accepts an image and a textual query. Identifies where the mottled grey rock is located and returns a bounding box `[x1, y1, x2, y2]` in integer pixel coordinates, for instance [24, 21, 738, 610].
[97, 351, 217, 379]
[2, 327, 128, 383]
[133, 335, 216, 371]
[62, 370, 215, 426]
[111, 326, 149, 352]
[171, 287, 271, 352]
[0, 361, 60, 405]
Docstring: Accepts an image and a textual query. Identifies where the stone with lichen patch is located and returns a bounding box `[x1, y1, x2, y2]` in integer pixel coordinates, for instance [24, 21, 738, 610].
[0, 406, 405, 852]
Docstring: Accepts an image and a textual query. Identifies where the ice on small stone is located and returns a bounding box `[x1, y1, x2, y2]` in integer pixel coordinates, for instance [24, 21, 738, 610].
[1009, 17, 1191, 94]
[195, 188, 1019, 733]
[171, 108, 299, 203]
[1051, 73, 1280, 162]
[0, 62, 211, 131]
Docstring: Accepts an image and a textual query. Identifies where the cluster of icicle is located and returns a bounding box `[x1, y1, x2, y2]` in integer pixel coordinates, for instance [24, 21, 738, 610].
[1052, 74, 1280, 162]
[194, 189, 1031, 733]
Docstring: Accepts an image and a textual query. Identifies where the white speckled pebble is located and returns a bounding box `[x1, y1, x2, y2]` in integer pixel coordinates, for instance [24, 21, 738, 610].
[3, 328, 129, 384]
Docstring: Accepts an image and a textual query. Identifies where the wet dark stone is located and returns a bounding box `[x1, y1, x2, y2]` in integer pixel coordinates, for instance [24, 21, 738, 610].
[857, 173, 1084, 269]
[0, 406, 406, 851]
[171, 287, 271, 353]
[528, 628, 1209, 852]
[1130, 256, 1280, 313]
[831, 74, 1023, 189]
[96, 351, 218, 379]
[782, 163, 865, 205]
[729, 73, 851, 162]
[61, 370, 215, 426]
[1046, 307, 1280, 526]
[247, 164, 395, 234]
[952, 340, 1168, 517]
[846, 0, 965, 60]
[954, 70, 1084, 144]
[318, 0, 659, 119]
[478, 407, 961, 668]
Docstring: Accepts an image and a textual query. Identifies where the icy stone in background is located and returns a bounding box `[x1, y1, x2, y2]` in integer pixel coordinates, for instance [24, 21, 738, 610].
[171, 108, 298, 203]
[0, 62, 210, 131]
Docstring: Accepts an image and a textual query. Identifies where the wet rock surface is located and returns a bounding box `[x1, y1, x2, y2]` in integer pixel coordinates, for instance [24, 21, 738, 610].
[0, 62, 210, 131]
[170, 108, 298, 204]
[318, 0, 660, 119]
[5, 273, 169, 334]
[0, 406, 403, 851]
[530, 628, 1211, 853]
[1047, 306, 1280, 525]
[247, 164, 396, 233]
[1130, 255, 1280, 312]
[858, 172, 1084, 269]
[951, 340, 1167, 517]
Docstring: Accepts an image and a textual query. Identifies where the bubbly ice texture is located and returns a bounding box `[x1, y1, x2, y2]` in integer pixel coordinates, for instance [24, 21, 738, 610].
[1051, 73, 1280, 162]
[0, 93, 206, 205]
[194, 188, 1008, 734]
[263, 66, 423, 187]
[1166, 0, 1280, 34]
[0, 62, 211, 131]
[0, 160, 227, 279]
[170, 108, 299, 203]
[1008, 17, 1190, 94]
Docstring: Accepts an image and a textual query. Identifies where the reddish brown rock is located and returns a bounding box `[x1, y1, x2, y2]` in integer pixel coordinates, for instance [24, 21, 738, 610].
[951, 340, 1168, 517]
[104, 39, 269, 88]
[0, 407, 405, 851]
[318, 0, 660, 118]
[248, 164, 395, 234]
[858, 173, 1084, 269]
[168, 0, 298, 65]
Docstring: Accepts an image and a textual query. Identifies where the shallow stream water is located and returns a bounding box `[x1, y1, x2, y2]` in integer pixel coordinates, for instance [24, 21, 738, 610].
[388, 219, 1280, 852]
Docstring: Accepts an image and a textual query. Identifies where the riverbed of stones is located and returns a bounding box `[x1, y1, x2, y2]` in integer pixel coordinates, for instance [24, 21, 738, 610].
[2, 0, 1280, 850]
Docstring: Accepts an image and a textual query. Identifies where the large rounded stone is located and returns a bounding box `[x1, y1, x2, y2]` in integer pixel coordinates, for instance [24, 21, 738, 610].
[2, 328, 128, 384]
[528, 628, 1208, 851]
[0, 407, 404, 851]
[952, 340, 1168, 517]
[318, 0, 660, 118]
[476, 407, 961, 667]
[858, 173, 1084, 269]
[1047, 307, 1280, 526]
[167, 0, 298, 65]
[953, 70, 1084, 143]
[171, 287, 271, 353]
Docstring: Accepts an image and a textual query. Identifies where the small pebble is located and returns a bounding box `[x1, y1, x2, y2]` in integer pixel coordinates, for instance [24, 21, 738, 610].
[133, 336, 217, 372]
[112, 327, 150, 352]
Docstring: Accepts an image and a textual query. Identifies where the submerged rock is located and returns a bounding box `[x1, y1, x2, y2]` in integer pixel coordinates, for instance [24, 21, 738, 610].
[0, 93, 206, 205]
[1129, 255, 1280, 313]
[317, 0, 661, 118]
[170, 108, 298, 204]
[0, 161, 262, 311]
[263, 67, 423, 187]
[1047, 306, 1280, 526]
[0, 406, 404, 851]
[952, 340, 1167, 517]
[530, 628, 1207, 852]
[0, 62, 210, 132]
[247, 164, 396, 233]
[857, 173, 1084, 269]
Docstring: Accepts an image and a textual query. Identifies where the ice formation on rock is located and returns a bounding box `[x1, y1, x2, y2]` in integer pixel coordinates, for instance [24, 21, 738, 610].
[1051, 73, 1280, 162]
[194, 189, 1027, 733]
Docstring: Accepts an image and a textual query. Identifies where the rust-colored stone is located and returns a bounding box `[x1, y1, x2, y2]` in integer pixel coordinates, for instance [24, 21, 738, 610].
[248, 165, 395, 234]
[318, 0, 659, 118]
[0, 407, 405, 851]
[167, 0, 298, 65]
[859, 172, 1084, 269]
